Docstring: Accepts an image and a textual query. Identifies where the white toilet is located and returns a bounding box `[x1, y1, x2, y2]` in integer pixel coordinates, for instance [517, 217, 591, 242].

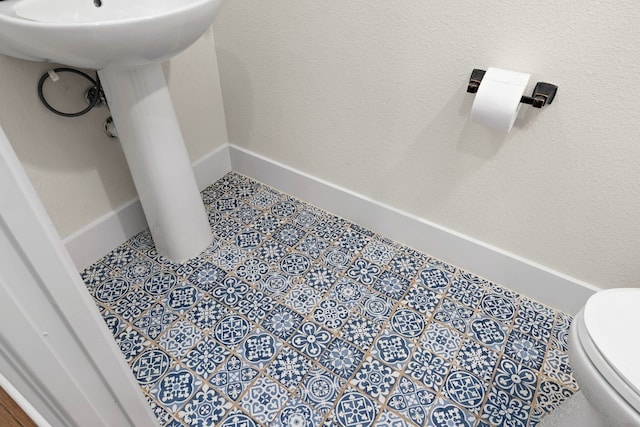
[543, 288, 640, 426]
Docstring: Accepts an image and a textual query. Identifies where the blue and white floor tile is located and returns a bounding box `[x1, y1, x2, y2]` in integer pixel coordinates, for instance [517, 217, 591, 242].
[81, 172, 578, 427]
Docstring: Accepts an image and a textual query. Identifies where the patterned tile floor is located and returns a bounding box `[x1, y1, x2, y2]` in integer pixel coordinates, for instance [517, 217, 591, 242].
[81, 172, 578, 427]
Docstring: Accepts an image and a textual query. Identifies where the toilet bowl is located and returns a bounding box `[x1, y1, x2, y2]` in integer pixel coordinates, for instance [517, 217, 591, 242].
[562, 288, 640, 426]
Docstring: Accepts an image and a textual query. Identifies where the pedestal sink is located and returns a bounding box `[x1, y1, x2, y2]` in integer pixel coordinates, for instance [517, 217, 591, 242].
[0, 0, 223, 261]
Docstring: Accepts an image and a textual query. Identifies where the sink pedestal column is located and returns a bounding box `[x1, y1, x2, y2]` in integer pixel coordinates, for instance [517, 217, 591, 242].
[98, 64, 212, 262]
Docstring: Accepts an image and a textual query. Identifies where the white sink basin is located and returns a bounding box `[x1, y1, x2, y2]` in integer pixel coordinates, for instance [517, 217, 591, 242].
[0, 0, 222, 69]
[0, 0, 224, 262]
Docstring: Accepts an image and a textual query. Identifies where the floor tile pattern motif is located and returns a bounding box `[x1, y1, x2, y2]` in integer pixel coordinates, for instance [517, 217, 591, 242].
[82, 173, 578, 427]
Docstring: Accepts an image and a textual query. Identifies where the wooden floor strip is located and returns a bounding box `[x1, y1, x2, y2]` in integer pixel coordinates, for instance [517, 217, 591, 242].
[0, 386, 37, 427]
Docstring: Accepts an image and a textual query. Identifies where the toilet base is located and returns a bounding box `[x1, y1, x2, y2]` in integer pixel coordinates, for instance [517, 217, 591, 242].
[569, 310, 640, 427]
[538, 391, 605, 427]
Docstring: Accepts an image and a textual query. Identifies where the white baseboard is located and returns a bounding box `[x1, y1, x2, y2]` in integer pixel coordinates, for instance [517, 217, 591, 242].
[64, 142, 597, 314]
[191, 144, 233, 193]
[230, 144, 598, 314]
[64, 145, 231, 270]
[63, 198, 148, 271]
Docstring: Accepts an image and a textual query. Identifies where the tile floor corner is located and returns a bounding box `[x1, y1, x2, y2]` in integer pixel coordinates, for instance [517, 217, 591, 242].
[81, 172, 578, 427]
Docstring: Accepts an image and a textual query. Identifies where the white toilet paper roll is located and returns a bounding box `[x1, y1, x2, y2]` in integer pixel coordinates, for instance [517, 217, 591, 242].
[470, 67, 531, 132]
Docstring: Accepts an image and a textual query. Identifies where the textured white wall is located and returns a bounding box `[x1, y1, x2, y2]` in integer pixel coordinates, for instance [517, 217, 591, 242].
[0, 28, 228, 238]
[213, 1, 640, 290]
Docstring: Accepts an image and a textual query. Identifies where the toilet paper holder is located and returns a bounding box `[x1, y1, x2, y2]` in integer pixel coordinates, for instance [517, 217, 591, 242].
[467, 68, 558, 108]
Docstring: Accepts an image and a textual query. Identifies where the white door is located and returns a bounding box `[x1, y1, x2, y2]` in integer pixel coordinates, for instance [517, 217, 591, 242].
[0, 126, 158, 427]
